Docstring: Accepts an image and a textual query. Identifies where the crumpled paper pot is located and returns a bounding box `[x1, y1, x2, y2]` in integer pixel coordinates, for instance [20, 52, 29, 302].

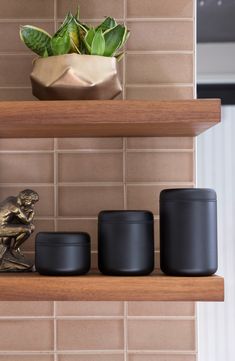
[30, 54, 122, 100]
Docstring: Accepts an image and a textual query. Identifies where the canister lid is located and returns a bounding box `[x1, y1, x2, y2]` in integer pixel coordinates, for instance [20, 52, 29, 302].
[99, 210, 153, 223]
[36, 232, 90, 246]
[160, 188, 217, 202]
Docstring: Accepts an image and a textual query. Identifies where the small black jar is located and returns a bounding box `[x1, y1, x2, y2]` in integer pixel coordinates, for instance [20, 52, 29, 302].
[160, 188, 218, 276]
[98, 210, 154, 276]
[35, 232, 90, 275]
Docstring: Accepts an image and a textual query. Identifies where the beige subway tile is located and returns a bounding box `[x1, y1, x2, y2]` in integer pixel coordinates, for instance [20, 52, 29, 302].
[57, 0, 123, 19]
[126, 54, 193, 84]
[58, 355, 124, 361]
[127, 22, 193, 51]
[0, 88, 36, 101]
[126, 185, 191, 215]
[22, 219, 55, 252]
[0, 139, 54, 151]
[58, 153, 123, 183]
[128, 302, 195, 316]
[154, 219, 160, 250]
[128, 355, 196, 361]
[127, 0, 193, 18]
[58, 186, 124, 217]
[0, 153, 54, 183]
[23, 251, 35, 264]
[126, 86, 194, 100]
[0, 356, 54, 361]
[56, 301, 124, 316]
[155, 251, 160, 270]
[0, 55, 34, 87]
[57, 138, 123, 150]
[126, 152, 193, 182]
[0, 0, 54, 19]
[0, 320, 53, 351]
[0, 186, 54, 217]
[0, 301, 53, 316]
[126, 138, 194, 150]
[57, 319, 124, 350]
[128, 320, 195, 350]
[0, 22, 54, 53]
[91, 251, 98, 270]
[57, 219, 97, 251]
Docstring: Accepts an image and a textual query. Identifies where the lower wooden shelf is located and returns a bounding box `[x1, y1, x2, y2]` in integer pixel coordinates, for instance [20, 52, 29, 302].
[0, 272, 224, 301]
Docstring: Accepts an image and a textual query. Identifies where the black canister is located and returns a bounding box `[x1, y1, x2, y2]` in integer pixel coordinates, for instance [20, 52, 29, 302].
[35, 232, 90, 275]
[160, 188, 217, 276]
[98, 210, 154, 276]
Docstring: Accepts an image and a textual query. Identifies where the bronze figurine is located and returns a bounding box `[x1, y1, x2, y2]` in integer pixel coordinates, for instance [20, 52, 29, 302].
[0, 189, 39, 271]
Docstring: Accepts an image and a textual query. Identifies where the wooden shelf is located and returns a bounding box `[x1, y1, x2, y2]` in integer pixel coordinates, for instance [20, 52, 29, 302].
[0, 272, 224, 301]
[0, 99, 220, 138]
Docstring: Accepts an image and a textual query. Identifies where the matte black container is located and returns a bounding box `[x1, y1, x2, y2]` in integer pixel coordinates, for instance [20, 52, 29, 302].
[160, 188, 218, 276]
[98, 210, 154, 276]
[35, 232, 90, 275]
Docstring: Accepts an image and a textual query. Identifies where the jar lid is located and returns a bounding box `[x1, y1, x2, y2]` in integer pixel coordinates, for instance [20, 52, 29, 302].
[98, 210, 153, 223]
[160, 188, 217, 202]
[36, 232, 90, 246]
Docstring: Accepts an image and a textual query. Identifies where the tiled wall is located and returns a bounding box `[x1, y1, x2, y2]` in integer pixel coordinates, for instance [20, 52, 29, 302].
[0, 0, 196, 360]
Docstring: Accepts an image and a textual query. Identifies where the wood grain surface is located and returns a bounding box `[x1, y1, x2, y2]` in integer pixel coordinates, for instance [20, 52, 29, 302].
[0, 99, 221, 138]
[0, 272, 224, 301]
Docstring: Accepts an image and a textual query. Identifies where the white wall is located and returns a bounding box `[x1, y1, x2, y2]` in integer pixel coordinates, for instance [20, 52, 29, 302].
[197, 106, 235, 361]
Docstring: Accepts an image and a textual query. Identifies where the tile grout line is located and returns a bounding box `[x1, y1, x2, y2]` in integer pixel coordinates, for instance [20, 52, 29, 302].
[53, 0, 58, 346]
[53, 300, 58, 361]
[126, 50, 194, 55]
[123, 137, 127, 210]
[0, 350, 197, 355]
[54, 138, 59, 231]
[0, 315, 196, 320]
[123, 0, 127, 212]
[0, 181, 195, 188]
[124, 301, 128, 361]
[53, 0, 57, 33]
[193, 2, 197, 359]
[0, 17, 194, 23]
[0, 83, 194, 88]
[0, 50, 194, 56]
[0, 149, 195, 154]
[193, 1, 197, 355]
[53, 61, 58, 361]
[123, 3, 128, 359]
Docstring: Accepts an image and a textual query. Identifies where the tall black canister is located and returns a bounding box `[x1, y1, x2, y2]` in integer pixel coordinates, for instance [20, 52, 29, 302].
[160, 188, 217, 276]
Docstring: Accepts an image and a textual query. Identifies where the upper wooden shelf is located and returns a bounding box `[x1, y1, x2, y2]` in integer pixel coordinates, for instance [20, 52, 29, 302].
[0, 272, 224, 301]
[0, 99, 221, 138]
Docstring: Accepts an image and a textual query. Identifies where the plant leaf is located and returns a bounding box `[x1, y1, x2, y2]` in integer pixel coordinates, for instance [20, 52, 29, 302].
[50, 26, 71, 55]
[119, 27, 130, 49]
[67, 16, 80, 52]
[56, 12, 80, 53]
[75, 18, 89, 33]
[20, 25, 52, 56]
[83, 27, 95, 53]
[103, 24, 125, 57]
[115, 51, 124, 62]
[91, 29, 105, 56]
[42, 47, 49, 58]
[75, 4, 80, 20]
[96, 17, 117, 32]
[70, 37, 81, 54]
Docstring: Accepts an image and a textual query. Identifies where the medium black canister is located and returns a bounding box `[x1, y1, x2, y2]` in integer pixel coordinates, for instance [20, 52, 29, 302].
[98, 210, 154, 275]
[160, 188, 217, 276]
[35, 232, 90, 275]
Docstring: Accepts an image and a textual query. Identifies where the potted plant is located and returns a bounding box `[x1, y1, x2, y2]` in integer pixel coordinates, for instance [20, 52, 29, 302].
[20, 6, 130, 100]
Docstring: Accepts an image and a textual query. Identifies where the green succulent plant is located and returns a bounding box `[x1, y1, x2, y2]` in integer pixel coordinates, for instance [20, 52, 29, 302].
[19, 5, 129, 61]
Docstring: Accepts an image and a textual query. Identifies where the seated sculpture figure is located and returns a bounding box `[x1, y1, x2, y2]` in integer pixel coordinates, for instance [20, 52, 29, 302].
[0, 189, 39, 271]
